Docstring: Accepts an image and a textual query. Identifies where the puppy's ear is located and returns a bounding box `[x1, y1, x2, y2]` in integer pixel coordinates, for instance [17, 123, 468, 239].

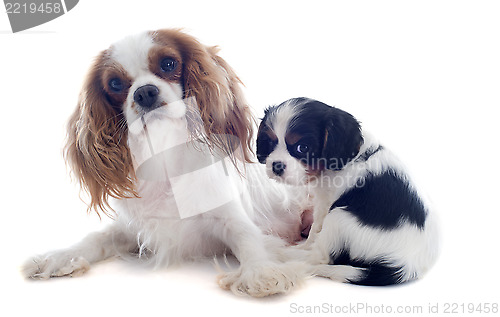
[161, 30, 254, 163]
[321, 107, 363, 170]
[256, 117, 276, 164]
[64, 51, 138, 217]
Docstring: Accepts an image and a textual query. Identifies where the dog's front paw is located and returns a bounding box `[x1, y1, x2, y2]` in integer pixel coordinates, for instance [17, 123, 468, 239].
[23, 252, 90, 280]
[217, 262, 304, 297]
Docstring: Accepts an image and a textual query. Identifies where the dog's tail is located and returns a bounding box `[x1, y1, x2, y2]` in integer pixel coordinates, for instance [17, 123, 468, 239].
[313, 262, 410, 286]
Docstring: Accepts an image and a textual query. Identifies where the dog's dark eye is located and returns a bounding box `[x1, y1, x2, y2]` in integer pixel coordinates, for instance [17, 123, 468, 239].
[296, 144, 309, 154]
[109, 78, 124, 92]
[160, 57, 177, 73]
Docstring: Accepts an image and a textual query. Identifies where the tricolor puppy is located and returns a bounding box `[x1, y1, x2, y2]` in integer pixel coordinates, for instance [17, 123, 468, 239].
[257, 97, 439, 285]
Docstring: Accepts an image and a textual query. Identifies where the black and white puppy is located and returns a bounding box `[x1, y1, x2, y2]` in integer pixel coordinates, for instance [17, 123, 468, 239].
[257, 97, 439, 286]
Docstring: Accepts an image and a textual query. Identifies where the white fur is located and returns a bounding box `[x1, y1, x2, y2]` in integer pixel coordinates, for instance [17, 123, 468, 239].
[23, 32, 312, 297]
[264, 99, 311, 185]
[112, 32, 185, 123]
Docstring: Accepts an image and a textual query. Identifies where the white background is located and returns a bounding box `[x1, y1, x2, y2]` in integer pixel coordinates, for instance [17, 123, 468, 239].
[1, 0, 499, 315]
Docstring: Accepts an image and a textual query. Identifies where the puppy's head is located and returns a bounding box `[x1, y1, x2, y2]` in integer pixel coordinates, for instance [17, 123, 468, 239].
[256, 98, 362, 185]
[65, 29, 254, 215]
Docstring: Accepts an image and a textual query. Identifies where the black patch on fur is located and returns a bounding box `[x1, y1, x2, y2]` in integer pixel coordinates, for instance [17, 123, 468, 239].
[331, 170, 427, 229]
[256, 108, 277, 164]
[285, 99, 332, 168]
[331, 249, 405, 286]
[320, 104, 363, 170]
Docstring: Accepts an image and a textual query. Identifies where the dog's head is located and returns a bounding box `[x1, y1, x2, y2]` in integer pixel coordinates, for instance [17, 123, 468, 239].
[65, 29, 254, 215]
[256, 98, 363, 185]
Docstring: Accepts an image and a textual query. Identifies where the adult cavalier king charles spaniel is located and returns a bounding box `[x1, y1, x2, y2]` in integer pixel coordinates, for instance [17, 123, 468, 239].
[23, 29, 312, 297]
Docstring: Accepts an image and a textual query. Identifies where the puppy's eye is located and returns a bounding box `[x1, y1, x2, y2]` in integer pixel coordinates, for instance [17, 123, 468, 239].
[296, 144, 309, 154]
[160, 57, 177, 73]
[109, 78, 124, 92]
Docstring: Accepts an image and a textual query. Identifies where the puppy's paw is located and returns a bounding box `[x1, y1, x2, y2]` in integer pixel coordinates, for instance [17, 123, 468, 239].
[23, 252, 90, 280]
[217, 262, 305, 297]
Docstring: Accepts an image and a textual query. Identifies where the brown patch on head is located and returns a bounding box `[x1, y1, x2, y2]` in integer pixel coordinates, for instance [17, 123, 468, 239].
[147, 45, 183, 82]
[285, 132, 301, 145]
[100, 59, 132, 108]
[266, 129, 278, 142]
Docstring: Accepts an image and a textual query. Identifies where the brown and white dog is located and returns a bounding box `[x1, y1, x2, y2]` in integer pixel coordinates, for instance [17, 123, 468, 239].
[23, 29, 311, 297]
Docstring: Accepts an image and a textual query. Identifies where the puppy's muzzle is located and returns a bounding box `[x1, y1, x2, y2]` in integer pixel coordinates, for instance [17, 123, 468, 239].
[272, 161, 286, 176]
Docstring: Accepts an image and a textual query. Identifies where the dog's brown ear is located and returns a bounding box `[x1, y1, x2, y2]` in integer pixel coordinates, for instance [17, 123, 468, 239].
[205, 47, 255, 163]
[153, 29, 255, 164]
[65, 51, 138, 217]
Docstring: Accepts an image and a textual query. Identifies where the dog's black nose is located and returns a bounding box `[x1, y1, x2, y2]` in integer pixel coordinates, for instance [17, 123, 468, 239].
[134, 85, 159, 109]
[272, 161, 286, 176]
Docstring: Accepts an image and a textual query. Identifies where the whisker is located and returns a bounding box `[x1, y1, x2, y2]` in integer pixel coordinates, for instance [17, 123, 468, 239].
[115, 118, 128, 144]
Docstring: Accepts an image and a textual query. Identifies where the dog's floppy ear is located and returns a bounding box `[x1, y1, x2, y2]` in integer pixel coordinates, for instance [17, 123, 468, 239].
[157, 29, 254, 163]
[321, 107, 363, 170]
[65, 51, 137, 217]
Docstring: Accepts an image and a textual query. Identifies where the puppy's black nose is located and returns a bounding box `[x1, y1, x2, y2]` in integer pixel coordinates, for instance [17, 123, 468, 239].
[134, 85, 159, 109]
[272, 161, 286, 176]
